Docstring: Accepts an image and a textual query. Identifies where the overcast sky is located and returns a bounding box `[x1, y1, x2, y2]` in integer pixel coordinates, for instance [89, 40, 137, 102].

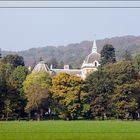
[0, 1, 140, 51]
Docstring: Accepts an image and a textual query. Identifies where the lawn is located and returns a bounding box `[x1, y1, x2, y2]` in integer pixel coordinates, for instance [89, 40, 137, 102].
[0, 121, 140, 140]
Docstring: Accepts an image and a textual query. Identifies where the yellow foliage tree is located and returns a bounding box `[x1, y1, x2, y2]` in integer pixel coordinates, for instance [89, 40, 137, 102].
[51, 73, 87, 120]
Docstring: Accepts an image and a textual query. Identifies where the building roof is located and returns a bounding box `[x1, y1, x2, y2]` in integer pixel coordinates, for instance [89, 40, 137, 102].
[52, 69, 82, 75]
[32, 61, 82, 76]
[83, 40, 101, 64]
[84, 52, 101, 63]
[32, 61, 50, 73]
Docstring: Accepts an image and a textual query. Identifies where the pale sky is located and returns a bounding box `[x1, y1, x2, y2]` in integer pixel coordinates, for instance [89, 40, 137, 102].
[0, 1, 140, 51]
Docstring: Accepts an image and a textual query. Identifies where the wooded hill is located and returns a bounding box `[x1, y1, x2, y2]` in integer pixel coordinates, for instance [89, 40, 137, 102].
[2, 35, 140, 68]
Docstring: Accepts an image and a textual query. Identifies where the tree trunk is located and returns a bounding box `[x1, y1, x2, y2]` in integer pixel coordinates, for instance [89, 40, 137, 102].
[37, 113, 40, 121]
[116, 114, 119, 120]
[28, 112, 31, 121]
[6, 112, 9, 121]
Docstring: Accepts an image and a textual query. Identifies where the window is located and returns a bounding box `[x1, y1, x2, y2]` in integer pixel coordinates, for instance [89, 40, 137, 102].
[95, 62, 97, 67]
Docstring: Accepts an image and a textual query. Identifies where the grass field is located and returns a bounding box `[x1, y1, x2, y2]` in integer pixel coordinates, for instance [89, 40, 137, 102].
[1, 121, 140, 140]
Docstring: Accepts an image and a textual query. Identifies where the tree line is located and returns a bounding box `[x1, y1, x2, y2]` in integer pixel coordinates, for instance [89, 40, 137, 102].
[1, 44, 140, 121]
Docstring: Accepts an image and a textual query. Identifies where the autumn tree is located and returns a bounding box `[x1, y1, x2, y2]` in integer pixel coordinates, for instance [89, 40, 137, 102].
[51, 73, 87, 120]
[23, 72, 52, 120]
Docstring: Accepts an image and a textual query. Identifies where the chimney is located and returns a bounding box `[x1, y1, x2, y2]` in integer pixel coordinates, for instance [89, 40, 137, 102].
[64, 65, 69, 70]
[50, 64, 53, 69]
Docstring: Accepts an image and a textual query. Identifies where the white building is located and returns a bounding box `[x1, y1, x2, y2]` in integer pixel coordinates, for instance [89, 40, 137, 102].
[81, 40, 101, 79]
[32, 40, 101, 79]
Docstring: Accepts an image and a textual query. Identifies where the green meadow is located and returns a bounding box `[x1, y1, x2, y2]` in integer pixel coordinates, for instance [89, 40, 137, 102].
[1, 121, 140, 140]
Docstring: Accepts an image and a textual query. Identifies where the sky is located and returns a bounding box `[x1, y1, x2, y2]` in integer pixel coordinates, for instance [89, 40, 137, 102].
[0, 1, 140, 51]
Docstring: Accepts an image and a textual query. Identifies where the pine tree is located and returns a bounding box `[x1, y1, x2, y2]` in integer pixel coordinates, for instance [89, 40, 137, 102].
[100, 44, 116, 65]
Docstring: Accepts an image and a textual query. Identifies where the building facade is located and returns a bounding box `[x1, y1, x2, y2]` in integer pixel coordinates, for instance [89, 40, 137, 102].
[32, 40, 101, 79]
[81, 40, 100, 79]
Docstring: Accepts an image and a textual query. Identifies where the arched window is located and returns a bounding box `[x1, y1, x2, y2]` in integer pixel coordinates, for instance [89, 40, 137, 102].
[95, 62, 97, 67]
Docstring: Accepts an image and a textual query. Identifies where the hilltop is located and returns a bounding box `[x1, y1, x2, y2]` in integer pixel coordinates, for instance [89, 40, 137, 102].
[2, 35, 140, 68]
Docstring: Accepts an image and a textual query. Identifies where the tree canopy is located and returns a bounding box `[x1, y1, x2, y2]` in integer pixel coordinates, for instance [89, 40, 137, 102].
[23, 72, 52, 120]
[133, 53, 140, 70]
[1, 52, 140, 120]
[100, 44, 116, 65]
[1, 54, 24, 67]
[51, 73, 87, 120]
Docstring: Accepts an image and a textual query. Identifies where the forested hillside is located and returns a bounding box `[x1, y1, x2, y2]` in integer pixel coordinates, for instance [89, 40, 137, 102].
[2, 35, 140, 68]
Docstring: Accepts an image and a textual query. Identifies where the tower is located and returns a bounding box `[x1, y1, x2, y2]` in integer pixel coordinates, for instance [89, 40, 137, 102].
[81, 39, 101, 79]
[92, 40, 97, 53]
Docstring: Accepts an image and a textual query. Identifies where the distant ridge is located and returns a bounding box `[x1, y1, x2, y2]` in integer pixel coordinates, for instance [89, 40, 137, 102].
[2, 35, 140, 68]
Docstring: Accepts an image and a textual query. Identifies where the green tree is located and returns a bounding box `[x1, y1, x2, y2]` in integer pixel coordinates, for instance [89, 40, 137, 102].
[100, 44, 116, 65]
[0, 63, 19, 120]
[123, 50, 132, 61]
[105, 61, 139, 119]
[86, 61, 140, 120]
[23, 72, 52, 120]
[112, 83, 140, 120]
[11, 66, 28, 89]
[49, 58, 58, 69]
[86, 68, 114, 120]
[3, 99, 12, 121]
[106, 61, 138, 85]
[0, 63, 29, 120]
[1, 54, 24, 67]
[133, 53, 140, 70]
[58, 61, 64, 69]
[9, 66, 29, 118]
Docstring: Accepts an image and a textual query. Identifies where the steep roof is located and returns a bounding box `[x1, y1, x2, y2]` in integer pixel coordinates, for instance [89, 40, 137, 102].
[32, 61, 50, 73]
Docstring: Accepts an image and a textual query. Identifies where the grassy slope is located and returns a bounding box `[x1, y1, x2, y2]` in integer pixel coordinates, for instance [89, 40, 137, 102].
[0, 121, 140, 140]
